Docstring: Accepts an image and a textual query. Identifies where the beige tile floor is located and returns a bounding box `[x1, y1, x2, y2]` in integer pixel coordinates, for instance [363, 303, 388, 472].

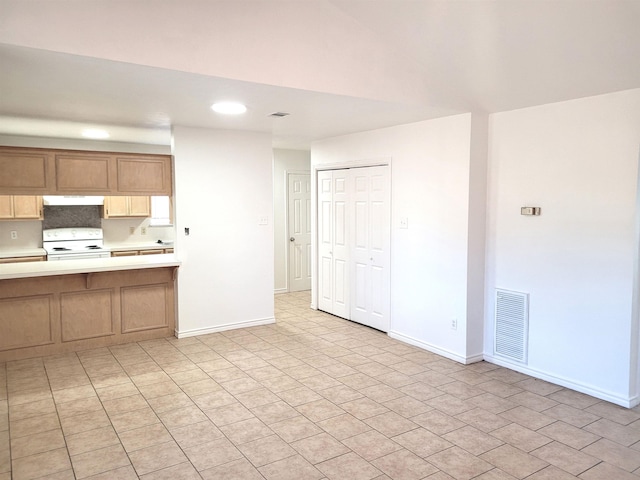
[1, 291, 640, 479]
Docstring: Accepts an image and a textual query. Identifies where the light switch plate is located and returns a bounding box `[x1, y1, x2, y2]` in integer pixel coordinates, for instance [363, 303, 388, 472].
[258, 217, 268, 225]
[400, 217, 408, 229]
[521, 207, 541, 216]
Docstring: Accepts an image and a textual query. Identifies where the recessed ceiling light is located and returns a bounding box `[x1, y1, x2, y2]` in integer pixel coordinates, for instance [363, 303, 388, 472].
[82, 128, 110, 139]
[211, 102, 247, 115]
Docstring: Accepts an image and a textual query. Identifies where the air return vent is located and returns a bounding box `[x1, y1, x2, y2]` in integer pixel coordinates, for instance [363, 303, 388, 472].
[495, 289, 529, 363]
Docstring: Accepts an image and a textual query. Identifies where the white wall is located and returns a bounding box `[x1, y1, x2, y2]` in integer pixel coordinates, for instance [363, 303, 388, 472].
[0, 134, 170, 154]
[485, 89, 640, 407]
[0, 0, 430, 107]
[311, 114, 482, 363]
[172, 126, 274, 336]
[273, 149, 310, 293]
[102, 217, 174, 245]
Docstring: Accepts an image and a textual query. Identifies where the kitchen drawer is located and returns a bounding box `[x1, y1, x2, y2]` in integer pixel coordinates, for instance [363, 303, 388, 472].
[0, 255, 46, 264]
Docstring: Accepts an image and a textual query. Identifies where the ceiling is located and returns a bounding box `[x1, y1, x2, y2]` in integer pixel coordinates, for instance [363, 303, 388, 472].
[0, 0, 639, 149]
[0, 44, 457, 149]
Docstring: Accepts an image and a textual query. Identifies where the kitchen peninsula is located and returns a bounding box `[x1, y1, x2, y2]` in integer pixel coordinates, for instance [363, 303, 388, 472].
[0, 255, 180, 362]
[0, 146, 179, 362]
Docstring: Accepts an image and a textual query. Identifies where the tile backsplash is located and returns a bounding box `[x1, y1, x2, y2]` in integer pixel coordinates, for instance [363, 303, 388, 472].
[43, 206, 102, 229]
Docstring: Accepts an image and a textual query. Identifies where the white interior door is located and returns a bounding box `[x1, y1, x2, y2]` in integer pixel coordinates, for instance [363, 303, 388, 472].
[288, 173, 312, 292]
[317, 169, 350, 319]
[317, 166, 390, 330]
[350, 166, 390, 331]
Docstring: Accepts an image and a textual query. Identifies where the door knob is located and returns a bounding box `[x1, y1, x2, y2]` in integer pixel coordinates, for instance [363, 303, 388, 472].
[290, 237, 295, 242]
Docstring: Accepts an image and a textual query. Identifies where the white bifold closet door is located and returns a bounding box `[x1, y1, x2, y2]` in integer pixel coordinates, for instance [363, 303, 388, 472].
[317, 166, 390, 332]
[318, 169, 350, 320]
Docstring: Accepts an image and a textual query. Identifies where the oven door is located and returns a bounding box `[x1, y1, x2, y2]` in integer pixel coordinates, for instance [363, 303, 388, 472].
[47, 251, 111, 261]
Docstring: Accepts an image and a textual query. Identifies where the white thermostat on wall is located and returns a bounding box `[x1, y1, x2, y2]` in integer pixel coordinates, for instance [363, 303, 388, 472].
[521, 207, 541, 216]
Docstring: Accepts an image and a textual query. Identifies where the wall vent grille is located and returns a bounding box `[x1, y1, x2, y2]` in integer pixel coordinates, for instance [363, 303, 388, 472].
[494, 289, 529, 363]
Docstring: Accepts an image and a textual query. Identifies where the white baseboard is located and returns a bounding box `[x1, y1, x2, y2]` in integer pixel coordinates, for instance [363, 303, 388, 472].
[484, 354, 638, 408]
[274, 288, 288, 295]
[176, 317, 275, 339]
[388, 331, 483, 365]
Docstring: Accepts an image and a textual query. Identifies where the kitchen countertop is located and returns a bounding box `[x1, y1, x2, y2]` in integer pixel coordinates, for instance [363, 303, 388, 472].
[107, 242, 174, 252]
[0, 248, 47, 259]
[0, 254, 180, 280]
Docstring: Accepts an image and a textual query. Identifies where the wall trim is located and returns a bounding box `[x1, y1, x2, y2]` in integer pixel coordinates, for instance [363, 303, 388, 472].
[176, 317, 275, 339]
[389, 330, 483, 365]
[274, 288, 288, 295]
[484, 353, 638, 408]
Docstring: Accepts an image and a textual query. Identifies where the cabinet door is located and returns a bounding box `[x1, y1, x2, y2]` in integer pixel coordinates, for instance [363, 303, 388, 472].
[55, 153, 113, 193]
[0, 148, 53, 194]
[0, 196, 13, 219]
[128, 196, 150, 217]
[111, 250, 139, 257]
[0, 256, 46, 264]
[13, 196, 43, 219]
[116, 156, 172, 195]
[139, 249, 160, 255]
[103, 197, 129, 218]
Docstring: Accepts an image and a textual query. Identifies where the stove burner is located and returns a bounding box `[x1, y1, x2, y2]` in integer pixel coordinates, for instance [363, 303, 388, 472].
[53, 247, 71, 251]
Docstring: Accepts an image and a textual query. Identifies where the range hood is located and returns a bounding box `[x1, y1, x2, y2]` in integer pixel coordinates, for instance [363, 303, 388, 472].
[43, 195, 104, 206]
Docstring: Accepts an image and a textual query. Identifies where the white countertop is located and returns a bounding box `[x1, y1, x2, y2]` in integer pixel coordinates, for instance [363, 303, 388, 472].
[0, 254, 180, 280]
[0, 248, 47, 259]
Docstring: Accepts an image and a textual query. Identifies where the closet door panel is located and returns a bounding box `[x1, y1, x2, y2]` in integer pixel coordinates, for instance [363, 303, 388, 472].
[331, 170, 350, 319]
[317, 171, 334, 313]
[350, 166, 390, 331]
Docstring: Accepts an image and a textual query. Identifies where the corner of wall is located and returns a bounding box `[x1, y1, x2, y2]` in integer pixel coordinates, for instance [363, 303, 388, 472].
[466, 112, 489, 358]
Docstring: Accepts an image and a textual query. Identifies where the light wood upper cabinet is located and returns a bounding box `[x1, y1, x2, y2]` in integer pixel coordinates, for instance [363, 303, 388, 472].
[128, 196, 151, 216]
[116, 156, 172, 195]
[0, 196, 12, 219]
[0, 196, 43, 220]
[0, 148, 53, 194]
[55, 153, 113, 193]
[0, 147, 172, 196]
[103, 196, 150, 218]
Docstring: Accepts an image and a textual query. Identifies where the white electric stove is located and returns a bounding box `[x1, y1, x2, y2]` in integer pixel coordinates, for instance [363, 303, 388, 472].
[43, 228, 111, 261]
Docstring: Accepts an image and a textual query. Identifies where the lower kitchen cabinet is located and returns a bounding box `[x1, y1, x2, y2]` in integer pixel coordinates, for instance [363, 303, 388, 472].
[0, 255, 46, 264]
[0, 267, 176, 361]
[111, 247, 173, 257]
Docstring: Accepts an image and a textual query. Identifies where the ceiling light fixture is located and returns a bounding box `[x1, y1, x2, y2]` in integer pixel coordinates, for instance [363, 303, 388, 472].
[211, 102, 247, 115]
[82, 128, 110, 139]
